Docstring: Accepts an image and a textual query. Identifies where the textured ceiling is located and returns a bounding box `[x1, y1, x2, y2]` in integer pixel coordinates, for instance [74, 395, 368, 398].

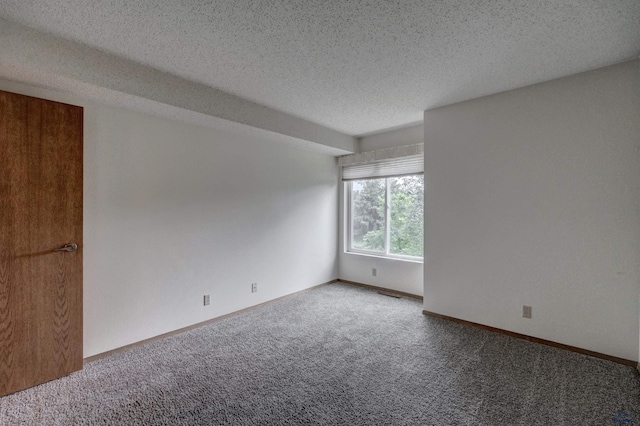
[1, 0, 639, 135]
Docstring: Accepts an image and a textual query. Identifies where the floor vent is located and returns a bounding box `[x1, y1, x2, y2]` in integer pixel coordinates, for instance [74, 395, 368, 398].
[377, 291, 402, 299]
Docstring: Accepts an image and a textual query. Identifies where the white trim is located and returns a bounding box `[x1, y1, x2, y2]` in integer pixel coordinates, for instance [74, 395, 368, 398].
[344, 250, 424, 264]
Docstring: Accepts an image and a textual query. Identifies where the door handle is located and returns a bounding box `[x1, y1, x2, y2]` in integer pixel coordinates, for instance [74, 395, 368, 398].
[54, 243, 78, 253]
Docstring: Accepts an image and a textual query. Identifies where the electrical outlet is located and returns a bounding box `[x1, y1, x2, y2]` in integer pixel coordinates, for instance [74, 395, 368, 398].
[251, 283, 257, 293]
[372, 268, 377, 277]
[203, 294, 210, 306]
[522, 305, 532, 319]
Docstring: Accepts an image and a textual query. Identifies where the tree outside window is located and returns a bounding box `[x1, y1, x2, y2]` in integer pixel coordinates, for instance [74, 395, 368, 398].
[349, 175, 423, 259]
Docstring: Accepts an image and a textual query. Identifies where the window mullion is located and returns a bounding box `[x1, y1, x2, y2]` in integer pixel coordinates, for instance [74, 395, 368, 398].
[385, 178, 391, 256]
[348, 181, 354, 252]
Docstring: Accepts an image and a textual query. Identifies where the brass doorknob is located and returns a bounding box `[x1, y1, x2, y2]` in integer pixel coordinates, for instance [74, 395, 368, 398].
[54, 243, 78, 252]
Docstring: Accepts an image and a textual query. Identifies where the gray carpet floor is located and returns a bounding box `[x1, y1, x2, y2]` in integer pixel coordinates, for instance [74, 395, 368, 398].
[0, 282, 638, 425]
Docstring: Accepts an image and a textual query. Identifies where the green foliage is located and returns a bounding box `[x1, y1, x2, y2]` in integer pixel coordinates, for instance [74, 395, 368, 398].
[351, 175, 423, 257]
[351, 179, 385, 251]
[389, 176, 424, 257]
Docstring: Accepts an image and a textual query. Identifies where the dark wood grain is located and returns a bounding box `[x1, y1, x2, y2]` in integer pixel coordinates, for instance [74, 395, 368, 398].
[0, 90, 83, 396]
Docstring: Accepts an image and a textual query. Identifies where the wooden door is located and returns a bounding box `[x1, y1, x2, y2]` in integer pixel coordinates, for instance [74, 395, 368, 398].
[0, 90, 83, 396]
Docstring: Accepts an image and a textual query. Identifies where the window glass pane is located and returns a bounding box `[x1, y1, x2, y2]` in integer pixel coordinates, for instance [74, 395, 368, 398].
[389, 175, 424, 257]
[351, 179, 386, 252]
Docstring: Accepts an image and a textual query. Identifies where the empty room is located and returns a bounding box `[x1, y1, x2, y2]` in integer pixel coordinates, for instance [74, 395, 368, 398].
[0, 1, 639, 424]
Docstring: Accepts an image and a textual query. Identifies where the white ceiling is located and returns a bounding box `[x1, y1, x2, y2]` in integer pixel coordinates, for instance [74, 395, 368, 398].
[1, 0, 639, 136]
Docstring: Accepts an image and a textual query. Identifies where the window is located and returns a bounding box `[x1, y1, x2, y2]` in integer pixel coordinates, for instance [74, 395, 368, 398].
[347, 175, 424, 260]
[340, 144, 424, 261]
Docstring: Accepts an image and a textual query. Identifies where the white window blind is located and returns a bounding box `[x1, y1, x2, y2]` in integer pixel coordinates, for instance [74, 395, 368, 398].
[338, 144, 423, 181]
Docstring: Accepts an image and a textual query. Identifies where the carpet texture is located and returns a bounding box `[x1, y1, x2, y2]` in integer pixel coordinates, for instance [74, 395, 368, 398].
[0, 282, 638, 425]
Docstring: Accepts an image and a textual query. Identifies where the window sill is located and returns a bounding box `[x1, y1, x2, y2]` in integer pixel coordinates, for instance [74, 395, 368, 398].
[343, 250, 424, 264]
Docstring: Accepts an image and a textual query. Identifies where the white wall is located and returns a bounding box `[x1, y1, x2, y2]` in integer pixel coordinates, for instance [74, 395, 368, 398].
[338, 123, 424, 296]
[423, 59, 640, 361]
[0, 79, 339, 358]
[357, 123, 423, 152]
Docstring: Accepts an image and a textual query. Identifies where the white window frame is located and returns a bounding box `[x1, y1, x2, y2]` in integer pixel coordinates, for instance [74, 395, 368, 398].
[345, 176, 423, 262]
